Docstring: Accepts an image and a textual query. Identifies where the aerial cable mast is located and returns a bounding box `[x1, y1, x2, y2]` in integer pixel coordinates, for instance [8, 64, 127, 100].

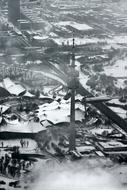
[69, 32, 79, 151]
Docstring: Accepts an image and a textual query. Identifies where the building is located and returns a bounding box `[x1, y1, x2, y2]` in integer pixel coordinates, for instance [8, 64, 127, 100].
[8, 0, 20, 26]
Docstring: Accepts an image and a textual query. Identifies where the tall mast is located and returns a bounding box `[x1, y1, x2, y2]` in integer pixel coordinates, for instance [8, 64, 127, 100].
[69, 32, 78, 151]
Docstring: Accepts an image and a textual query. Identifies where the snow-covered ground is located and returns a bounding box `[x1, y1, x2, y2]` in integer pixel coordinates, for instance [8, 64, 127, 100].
[104, 58, 127, 78]
[52, 37, 106, 46]
[0, 138, 38, 190]
[79, 71, 89, 89]
[75, 60, 90, 91]
[112, 35, 127, 44]
[111, 165, 127, 185]
[0, 139, 37, 154]
[116, 79, 126, 89]
[53, 21, 93, 31]
[28, 157, 127, 190]
[49, 32, 58, 37]
[51, 33, 127, 47]
[43, 85, 58, 95]
[0, 176, 17, 190]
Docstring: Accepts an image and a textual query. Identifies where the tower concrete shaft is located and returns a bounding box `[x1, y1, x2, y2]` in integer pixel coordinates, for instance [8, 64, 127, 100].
[69, 35, 77, 151]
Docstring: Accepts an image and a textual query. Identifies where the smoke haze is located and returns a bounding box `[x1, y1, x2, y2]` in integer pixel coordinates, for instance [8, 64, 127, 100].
[27, 158, 126, 190]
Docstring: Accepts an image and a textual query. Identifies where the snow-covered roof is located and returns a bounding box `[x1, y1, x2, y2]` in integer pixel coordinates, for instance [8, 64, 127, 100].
[41, 119, 53, 127]
[39, 93, 53, 100]
[90, 128, 113, 135]
[8, 84, 25, 96]
[33, 36, 48, 40]
[0, 82, 4, 88]
[23, 91, 35, 98]
[76, 145, 95, 153]
[54, 21, 93, 31]
[3, 78, 14, 89]
[99, 141, 127, 149]
[0, 120, 46, 133]
[0, 105, 10, 113]
[38, 101, 59, 111]
[75, 94, 83, 101]
[3, 78, 25, 96]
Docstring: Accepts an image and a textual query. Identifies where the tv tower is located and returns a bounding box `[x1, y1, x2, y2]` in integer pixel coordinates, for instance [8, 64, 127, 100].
[68, 33, 79, 151]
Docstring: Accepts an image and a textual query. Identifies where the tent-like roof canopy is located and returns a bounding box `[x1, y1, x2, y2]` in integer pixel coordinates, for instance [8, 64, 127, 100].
[37, 100, 84, 125]
[0, 120, 46, 133]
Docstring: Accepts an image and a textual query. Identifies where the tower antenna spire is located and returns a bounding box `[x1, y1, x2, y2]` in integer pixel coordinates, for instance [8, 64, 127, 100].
[71, 31, 75, 68]
[72, 31, 75, 49]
